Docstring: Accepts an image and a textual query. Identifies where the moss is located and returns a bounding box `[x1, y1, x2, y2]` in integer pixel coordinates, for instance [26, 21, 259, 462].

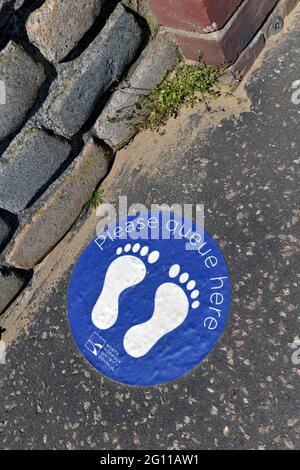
[141, 54, 224, 130]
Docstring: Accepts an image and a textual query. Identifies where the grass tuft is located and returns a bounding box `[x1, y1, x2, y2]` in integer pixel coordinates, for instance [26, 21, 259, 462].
[89, 188, 104, 209]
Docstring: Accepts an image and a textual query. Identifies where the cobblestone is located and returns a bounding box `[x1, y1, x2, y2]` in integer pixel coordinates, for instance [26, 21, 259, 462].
[0, 41, 45, 140]
[26, 0, 106, 62]
[0, 128, 71, 213]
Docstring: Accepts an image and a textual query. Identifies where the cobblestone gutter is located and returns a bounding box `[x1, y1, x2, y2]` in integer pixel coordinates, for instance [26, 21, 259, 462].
[0, 0, 180, 315]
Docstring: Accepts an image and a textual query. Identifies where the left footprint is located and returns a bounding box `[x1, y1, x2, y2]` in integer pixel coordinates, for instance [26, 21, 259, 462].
[92, 243, 160, 330]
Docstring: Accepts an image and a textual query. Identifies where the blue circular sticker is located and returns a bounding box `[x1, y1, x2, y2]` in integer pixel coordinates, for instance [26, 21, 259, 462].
[68, 212, 231, 386]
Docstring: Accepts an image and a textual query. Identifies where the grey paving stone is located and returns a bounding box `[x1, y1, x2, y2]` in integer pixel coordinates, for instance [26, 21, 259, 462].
[0, 0, 24, 28]
[0, 41, 45, 140]
[123, 0, 159, 35]
[39, 4, 144, 138]
[0, 0, 5, 11]
[0, 0, 25, 14]
[26, 0, 106, 63]
[14, 0, 25, 8]
[0, 128, 71, 213]
[93, 34, 180, 148]
[0, 268, 27, 315]
[6, 139, 111, 269]
[0, 216, 11, 247]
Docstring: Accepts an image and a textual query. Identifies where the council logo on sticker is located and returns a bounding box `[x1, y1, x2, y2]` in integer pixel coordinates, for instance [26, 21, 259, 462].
[68, 211, 231, 386]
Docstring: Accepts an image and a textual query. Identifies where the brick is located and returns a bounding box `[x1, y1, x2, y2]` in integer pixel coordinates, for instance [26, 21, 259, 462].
[39, 4, 144, 138]
[229, 32, 266, 85]
[173, 33, 223, 64]
[172, 0, 278, 63]
[94, 34, 180, 148]
[0, 216, 11, 248]
[0, 268, 27, 315]
[26, 0, 106, 63]
[0, 128, 71, 213]
[6, 139, 111, 269]
[0, 41, 45, 140]
[149, 0, 243, 33]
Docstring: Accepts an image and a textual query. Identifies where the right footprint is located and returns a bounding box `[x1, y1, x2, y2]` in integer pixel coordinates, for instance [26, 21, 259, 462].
[123, 264, 200, 358]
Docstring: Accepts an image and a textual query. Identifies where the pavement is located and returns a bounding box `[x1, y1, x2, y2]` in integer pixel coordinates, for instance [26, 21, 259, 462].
[0, 11, 299, 450]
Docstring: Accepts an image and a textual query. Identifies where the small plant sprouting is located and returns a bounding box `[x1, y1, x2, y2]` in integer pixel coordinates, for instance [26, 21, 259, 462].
[140, 54, 225, 130]
[108, 54, 225, 131]
[89, 188, 104, 209]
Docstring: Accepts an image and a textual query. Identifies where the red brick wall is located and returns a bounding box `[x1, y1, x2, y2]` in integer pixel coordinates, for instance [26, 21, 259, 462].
[148, 0, 300, 65]
[149, 0, 243, 32]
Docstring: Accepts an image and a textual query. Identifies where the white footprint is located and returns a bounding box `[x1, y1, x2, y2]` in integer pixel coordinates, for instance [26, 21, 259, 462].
[92, 243, 160, 330]
[123, 264, 200, 358]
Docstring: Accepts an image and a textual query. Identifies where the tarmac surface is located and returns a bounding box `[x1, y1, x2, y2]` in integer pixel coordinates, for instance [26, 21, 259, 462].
[0, 12, 299, 450]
